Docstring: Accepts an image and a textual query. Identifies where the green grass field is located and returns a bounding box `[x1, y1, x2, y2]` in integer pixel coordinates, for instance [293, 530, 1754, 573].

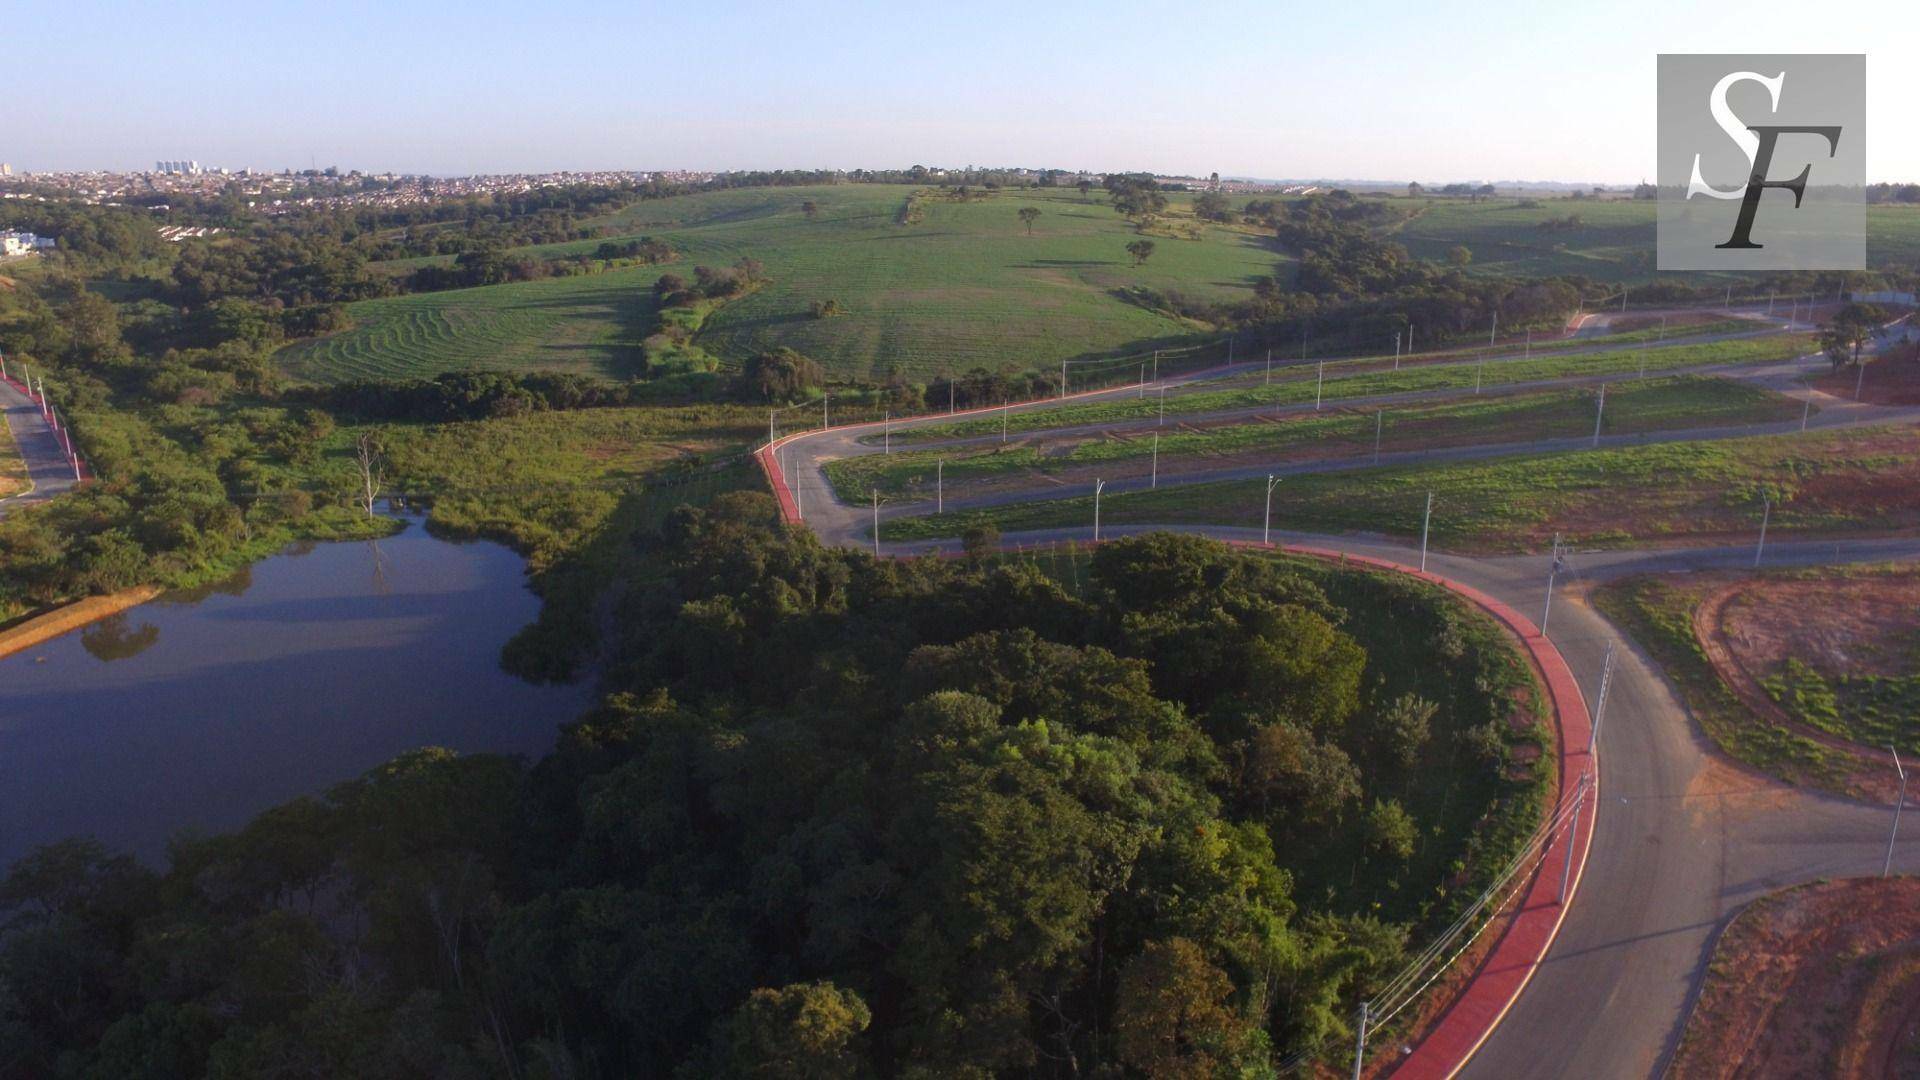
[885, 332, 1816, 444]
[830, 375, 1802, 502]
[284, 184, 1288, 384]
[884, 423, 1920, 553]
[1394, 197, 1920, 282]
[275, 266, 664, 383]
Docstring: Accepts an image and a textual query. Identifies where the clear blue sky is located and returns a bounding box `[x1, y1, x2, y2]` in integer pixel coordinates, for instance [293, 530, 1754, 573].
[5, 0, 1915, 181]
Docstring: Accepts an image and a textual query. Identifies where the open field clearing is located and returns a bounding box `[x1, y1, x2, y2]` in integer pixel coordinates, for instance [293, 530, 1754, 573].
[1394, 197, 1920, 281]
[885, 332, 1816, 443]
[884, 423, 1920, 553]
[1668, 877, 1920, 1080]
[0, 426, 24, 499]
[831, 375, 1801, 502]
[275, 266, 664, 383]
[1596, 563, 1920, 798]
[303, 185, 1286, 383]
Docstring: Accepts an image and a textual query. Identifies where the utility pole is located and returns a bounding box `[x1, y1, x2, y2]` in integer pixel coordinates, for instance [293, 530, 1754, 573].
[1092, 479, 1106, 542]
[1393, 330, 1401, 371]
[1139, 364, 1146, 397]
[1159, 387, 1166, 426]
[1885, 747, 1907, 878]
[823, 395, 829, 430]
[1419, 491, 1434, 572]
[1003, 407, 1009, 444]
[1802, 391, 1812, 432]
[1316, 360, 1325, 410]
[1588, 642, 1616, 755]
[1151, 433, 1159, 488]
[1754, 498, 1771, 567]
[1725, 284, 1732, 311]
[1350, 1002, 1370, 1080]
[1490, 309, 1498, 346]
[1559, 772, 1588, 904]
[1152, 349, 1159, 383]
[1856, 358, 1868, 400]
[1265, 348, 1272, 386]
[792, 456, 803, 520]
[1542, 534, 1563, 634]
[1475, 357, 1484, 394]
[1592, 384, 1606, 448]
[1374, 411, 1384, 464]
[936, 459, 943, 514]
[769, 410, 777, 449]
[1263, 475, 1281, 546]
[1060, 359, 1067, 399]
[871, 490, 880, 557]
[884, 411, 891, 454]
[949, 381, 955, 414]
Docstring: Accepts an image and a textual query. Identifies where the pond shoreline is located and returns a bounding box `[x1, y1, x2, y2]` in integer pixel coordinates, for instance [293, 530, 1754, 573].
[0, 585, 165, 661]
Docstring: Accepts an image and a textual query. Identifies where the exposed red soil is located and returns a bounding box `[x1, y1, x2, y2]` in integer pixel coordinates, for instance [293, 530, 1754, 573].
[1814, 340, 1920, 406]
[1693, 569, 1919, 802]
[1669, 877, 1920, 1080]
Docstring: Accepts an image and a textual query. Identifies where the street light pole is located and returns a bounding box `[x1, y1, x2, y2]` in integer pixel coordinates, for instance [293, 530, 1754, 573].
[1151, 433, 1159, 489]
[1374, 411, 1384, 464]
[1588, 642, 1616, 755]
[871, 490, 880, 558]
[1886, 748, 1907, 878]
[1592, 384, 1607, 448]
[1542, 535, 1563, 634]
[1754, 498, 1771, 567]
[1263, 475, 1281, 546]
[884, 411, 891, 454]
[1560, 772, 1588, 904]
[1419, 491, 1433, 572]
[936, 459, 943, 515]
[1093, 479, 1106, 543]
[1316, 360, 1325, 410]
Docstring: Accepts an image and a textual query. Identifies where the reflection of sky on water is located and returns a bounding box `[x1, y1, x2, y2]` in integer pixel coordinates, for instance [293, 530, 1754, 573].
[0, 519, 590, 867]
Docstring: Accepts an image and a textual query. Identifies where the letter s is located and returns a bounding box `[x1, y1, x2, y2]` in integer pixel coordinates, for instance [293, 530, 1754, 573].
[1687, 70, 1786, 200]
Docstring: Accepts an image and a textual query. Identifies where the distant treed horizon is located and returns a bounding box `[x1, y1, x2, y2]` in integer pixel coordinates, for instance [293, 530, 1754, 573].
[4, 0, 1916, 182]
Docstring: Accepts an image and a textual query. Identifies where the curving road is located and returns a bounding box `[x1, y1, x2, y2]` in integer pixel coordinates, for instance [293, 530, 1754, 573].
[760, 316, 1920, 1077]
[0, 375, 78, 518]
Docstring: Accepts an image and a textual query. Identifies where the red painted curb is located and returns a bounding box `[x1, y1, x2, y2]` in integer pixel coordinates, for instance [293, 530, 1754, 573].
[756, 421, 1596, 1078]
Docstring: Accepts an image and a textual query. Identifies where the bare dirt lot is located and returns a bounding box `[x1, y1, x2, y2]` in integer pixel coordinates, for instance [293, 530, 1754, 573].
[1670, 876, 1920, 1080]
[1815, 341, 1920, 406]
[1696, 566, 1920, 801]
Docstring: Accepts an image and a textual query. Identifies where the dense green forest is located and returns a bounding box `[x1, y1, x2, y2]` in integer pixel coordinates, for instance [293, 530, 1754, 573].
[0, 517, 1546, 1077]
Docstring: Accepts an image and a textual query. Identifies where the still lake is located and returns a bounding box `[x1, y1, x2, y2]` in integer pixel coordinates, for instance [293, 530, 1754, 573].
[0, 516, 591, 868]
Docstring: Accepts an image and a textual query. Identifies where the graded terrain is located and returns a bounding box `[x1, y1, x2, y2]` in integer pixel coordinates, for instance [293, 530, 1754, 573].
[280, 184, 1289, 383]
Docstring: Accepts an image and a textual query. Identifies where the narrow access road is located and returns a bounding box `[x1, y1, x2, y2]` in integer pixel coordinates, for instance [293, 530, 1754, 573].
[0, 375, 78, 518]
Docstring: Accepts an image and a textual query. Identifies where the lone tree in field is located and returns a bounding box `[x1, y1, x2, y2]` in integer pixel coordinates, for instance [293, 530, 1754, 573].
[1125, 239, 1157, 267]
[1448, 245, 1473, 267]
[1017, 207, 1041, 235]
[1077, 179, 1093, 200]
[801, 200, 819, 220]
[1821, 302, 1887, 373]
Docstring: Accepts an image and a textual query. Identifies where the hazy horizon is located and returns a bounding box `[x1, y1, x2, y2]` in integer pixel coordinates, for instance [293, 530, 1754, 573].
[6, 0, 1917, 184]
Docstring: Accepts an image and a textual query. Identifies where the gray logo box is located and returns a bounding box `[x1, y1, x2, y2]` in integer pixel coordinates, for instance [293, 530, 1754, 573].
[1657, 54, 1864, 271]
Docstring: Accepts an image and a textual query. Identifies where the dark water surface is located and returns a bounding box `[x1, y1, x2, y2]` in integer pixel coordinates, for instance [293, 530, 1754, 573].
[0, 518, 590, 868]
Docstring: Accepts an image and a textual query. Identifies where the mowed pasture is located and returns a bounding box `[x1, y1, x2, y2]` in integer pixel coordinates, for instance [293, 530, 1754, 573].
[282, 184, 1288, 383]
[276, 265, 662, 383]
[1395, 197, 1920, 282]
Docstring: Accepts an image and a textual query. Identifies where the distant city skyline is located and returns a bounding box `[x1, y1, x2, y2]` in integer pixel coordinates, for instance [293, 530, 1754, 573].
[6, 0, 1917, 183]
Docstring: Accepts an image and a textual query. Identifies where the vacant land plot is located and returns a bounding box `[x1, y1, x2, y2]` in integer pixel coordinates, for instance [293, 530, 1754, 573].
[293, 185, 1287, 383]
[1597, 563, 1918, 798]
[1669, 877, 1920, 1080]
[276, 266, 664, 383]
[889, 332, 1816, 444]
[886, 423, 1920, 553]
[1393, 197, 1920, 282]
[0, 425, 25, 499]
[832, 375, 1801, 502]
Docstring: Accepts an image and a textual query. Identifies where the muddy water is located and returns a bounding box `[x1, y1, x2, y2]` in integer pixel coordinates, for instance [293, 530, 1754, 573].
[0, 516, 590, 868]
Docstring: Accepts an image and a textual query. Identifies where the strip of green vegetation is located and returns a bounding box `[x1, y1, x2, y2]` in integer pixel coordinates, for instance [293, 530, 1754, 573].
[883, 424, 1920, 553]
[832, 375, 1800, 502]
[886, 333, 1814, 444]
[1765, 658, 1920, 755]
[1592, 576, 1854, 790]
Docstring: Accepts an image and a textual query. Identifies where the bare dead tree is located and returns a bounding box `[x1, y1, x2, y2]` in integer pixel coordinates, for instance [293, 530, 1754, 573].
[354, 432, 384, 517]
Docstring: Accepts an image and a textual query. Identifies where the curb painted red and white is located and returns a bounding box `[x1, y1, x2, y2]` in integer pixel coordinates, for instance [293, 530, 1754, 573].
[752, 425, 1597, 1080]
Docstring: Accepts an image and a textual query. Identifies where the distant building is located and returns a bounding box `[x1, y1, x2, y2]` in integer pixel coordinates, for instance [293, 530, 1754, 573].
[155, 160, 203, 175]
[0, 163, 11, 176]
[1, 230, 53, 256]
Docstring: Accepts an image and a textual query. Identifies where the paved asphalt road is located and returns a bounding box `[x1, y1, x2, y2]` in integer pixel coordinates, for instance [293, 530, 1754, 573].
[0, 375, 76, 518]
[763, 314, 1920, 1077]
